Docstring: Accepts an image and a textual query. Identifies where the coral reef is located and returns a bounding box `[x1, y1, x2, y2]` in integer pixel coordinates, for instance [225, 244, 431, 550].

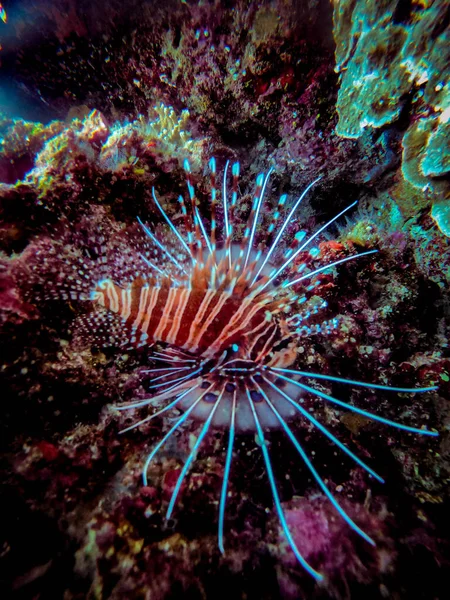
[332, 0, 450, 252]
[99, 103, 206, 174]
[1, 1, 449, 599]
[333, 1, 449, 143]
[22, 104, 207, 210]
[0, 116, 64, 184]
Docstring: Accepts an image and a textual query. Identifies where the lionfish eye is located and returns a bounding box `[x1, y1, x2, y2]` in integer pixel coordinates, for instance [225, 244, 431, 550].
[225, 343, 240, 359]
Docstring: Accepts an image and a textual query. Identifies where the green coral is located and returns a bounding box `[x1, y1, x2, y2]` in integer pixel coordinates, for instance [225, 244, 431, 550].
[138, 103, 203, 168]
[0, 117, 63, 159]
[421, 116, 450, 178]
[0, 116, 64, 184]
[99, 103, 205, 173]
[431, 199, 450, 238]
[333, 0, 450, 139]
[335, 23, 410, 137]
[333, 0, 450, 239]
[402, 113, 450, 191]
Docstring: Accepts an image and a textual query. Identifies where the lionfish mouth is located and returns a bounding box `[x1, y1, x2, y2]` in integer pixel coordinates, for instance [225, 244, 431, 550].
[109, 158, 438, 581]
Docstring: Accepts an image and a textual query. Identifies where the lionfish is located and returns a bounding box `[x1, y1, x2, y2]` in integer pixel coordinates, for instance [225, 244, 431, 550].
[35, 158, 438, 581]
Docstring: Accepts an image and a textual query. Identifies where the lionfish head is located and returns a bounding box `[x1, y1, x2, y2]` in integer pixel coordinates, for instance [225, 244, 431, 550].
[145, 335, 304, 432]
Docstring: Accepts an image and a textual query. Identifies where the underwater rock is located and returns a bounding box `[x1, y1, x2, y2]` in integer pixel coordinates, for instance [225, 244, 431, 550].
[0, 105, 207, 214]
[157, 1, 335, 137]
[333, 0, 450, 201]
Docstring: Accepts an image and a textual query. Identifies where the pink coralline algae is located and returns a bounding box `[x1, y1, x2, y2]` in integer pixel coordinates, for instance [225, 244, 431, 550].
[274, 495, 395, 597]
[1, 1, 449, 599]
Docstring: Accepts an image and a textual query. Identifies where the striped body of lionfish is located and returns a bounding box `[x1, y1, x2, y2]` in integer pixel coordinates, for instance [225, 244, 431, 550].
[34, 158, 438, 581]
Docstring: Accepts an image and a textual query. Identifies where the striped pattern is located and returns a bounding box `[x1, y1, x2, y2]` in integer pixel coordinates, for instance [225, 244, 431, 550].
[92, 276, 280, 359]
[88, 160, 328, 364]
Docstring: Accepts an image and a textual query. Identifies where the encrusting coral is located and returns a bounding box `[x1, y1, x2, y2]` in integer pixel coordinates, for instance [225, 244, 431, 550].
[19, 104, 207, 209]
[99, 103, 206, 174]
[333, 0, 450, 237]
